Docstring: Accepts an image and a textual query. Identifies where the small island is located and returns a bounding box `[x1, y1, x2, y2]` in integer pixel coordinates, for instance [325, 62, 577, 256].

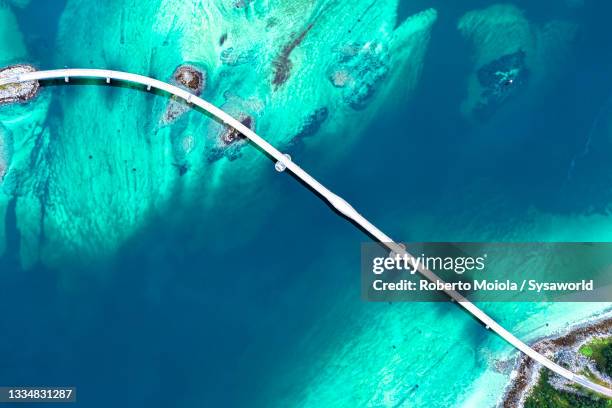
[173, 64, 205, 93]
[503, 316, 612, 408]
[0, 64, 39, 105]
[161, 64, 206, 124]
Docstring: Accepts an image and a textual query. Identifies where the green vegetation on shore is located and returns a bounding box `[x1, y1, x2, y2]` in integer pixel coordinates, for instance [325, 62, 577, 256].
[525, 337, 612, 408]
[524, 369, 611, 408]
[580, 338, 612, 376]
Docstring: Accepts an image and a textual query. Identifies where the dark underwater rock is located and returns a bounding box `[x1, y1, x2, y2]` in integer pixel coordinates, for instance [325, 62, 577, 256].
[172, 162, 189, 177]
[474, 50, 528, 120]
[0, 64, 40, 105]
[219, 33, 228, 46]
[327, 42, 389, 110]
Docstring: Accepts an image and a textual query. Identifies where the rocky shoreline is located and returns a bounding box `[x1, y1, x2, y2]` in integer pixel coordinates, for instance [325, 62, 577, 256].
[0, 64, 39, 105]
[501, 314, 612, 407]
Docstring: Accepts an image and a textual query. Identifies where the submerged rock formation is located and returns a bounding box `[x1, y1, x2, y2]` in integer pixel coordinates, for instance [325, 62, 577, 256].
[296, 107, 328, 138]
[458, 4, 577, 121]
[474, 50, 529, 120]
[161, 64, 206, 124]
[220, 47, 256, 66]
[288, 107, 329, 149]
[0, 64, 39, 105]
[327, 42, 389, 110]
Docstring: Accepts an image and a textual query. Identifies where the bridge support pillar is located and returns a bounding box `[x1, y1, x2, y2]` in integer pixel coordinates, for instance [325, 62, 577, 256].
[275, 154, 292, 172]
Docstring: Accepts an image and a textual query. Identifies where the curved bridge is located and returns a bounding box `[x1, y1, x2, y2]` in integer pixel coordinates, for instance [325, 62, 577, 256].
[1, 68, 610, 398]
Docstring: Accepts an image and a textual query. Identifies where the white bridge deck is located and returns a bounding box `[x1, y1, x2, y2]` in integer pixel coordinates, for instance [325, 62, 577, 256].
[1, 68, 610, 398]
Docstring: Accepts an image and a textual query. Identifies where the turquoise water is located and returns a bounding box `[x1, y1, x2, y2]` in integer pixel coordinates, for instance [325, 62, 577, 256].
[1, 0, 612, 407]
